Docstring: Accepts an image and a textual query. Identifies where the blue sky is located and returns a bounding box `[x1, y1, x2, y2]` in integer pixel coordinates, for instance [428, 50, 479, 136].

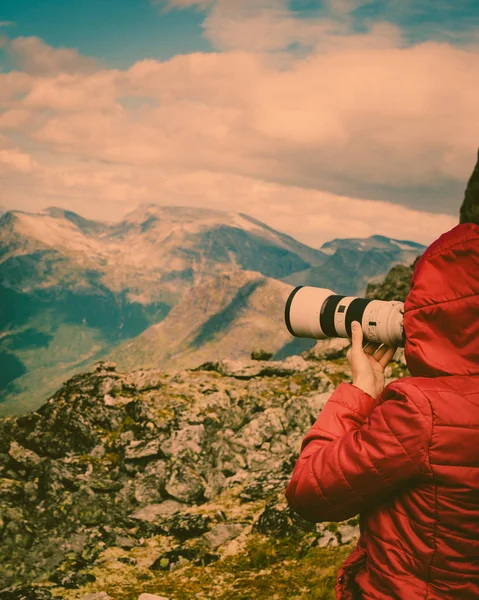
[0, 0, 210, 69]
[1, 0, 478, 69]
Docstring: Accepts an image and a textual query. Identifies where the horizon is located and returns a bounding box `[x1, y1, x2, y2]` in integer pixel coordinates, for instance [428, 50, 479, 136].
[1, 0, 477, 246]
[1, 201, 429, 247]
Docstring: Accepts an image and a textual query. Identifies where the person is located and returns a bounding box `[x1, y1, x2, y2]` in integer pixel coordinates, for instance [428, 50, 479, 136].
[285, 222, 479, 600]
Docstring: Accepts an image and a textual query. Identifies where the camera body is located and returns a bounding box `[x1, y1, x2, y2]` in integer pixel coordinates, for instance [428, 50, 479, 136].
[285, 286, 405, 347]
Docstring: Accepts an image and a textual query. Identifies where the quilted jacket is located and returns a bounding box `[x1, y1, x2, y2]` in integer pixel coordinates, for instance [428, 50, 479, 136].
[285, 222, 479, 599]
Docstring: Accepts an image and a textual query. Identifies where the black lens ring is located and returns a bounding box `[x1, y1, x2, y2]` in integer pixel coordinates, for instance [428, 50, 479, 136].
[320, 295, 345, 337]
[284, 286, 304, 336]
[345, 298, 372, 337]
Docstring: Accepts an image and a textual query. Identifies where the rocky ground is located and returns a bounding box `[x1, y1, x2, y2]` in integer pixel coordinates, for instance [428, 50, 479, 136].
[0, 337, 409, 600]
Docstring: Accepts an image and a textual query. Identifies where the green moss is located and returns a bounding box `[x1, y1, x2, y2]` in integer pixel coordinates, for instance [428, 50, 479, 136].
[77, 535, 353, 600]
[326, 372, 348, 386]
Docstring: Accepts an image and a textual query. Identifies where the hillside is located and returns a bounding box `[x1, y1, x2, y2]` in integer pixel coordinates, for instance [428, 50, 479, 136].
[108, 270, 303, 373]
[285, 234, 424, 295]
[0, 350, 410, 599]
[0, 204, 424, 415]
[0, 206, 324, 414]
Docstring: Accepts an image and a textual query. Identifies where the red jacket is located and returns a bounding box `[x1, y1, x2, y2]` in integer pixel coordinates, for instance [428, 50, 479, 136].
[286, 223, 479, 600]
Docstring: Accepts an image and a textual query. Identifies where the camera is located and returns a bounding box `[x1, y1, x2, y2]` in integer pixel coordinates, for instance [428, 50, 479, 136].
[285, 286, 405, 347]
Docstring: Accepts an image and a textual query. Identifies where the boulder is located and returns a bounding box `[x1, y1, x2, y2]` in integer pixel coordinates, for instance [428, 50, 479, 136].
[130, 500, 185, 523]
[203, 523, 245, 550]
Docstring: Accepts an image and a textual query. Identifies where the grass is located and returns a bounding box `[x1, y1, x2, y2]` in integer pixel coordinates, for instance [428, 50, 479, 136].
[70, 534, 353, 600]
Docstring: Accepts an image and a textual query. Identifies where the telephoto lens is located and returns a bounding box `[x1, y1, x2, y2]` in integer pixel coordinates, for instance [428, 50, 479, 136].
[285, 286, 405, 347]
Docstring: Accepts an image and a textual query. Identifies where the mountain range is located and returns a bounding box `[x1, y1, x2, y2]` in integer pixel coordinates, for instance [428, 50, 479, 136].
[0, 204, 425, 414]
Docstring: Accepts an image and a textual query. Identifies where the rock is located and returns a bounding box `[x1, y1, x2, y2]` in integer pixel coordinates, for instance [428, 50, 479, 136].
[138, 593, 170, 600]
[8, 442, 43, 469]
[303, 338, 350, 361]
[337, 523, 360, 544]
[460, 147, 479, 225]
[115, 535, 136, 549]
[395, 348, 407, 366]
[0, 354, 364, 592]
[123, 370, 165, 391]
[49, 571, 96, 588]
[254, 501, 315, 538]
[240, 474, 289, 503]
[165, 467, 205, 505]
[162, 425, 205, 458]
[0, 588, 53, 600]
[0, 478, 24, 500]
[195, 356, 311, 379]
[103, 394, 133, 407]
[125, 440, 162, 461]
[232, 407, 287, 448]
[132, 460, 168, 504]
[150, 548, 199, 570]
[130, 500, 185, 523]
[203, 523, 245, 549]
[251, 349, 273, 361]
[160, 512, 210, 540]
[95, 361, 117, 372]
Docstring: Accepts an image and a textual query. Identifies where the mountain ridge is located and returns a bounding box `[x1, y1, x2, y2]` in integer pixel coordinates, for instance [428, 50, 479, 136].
[0, 203, 424, 415]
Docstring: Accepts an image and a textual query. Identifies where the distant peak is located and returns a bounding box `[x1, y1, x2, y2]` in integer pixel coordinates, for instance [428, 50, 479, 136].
[369, 234, 390, 241]
[43, 207, 72, 218]
[39, 206, 106, 235]
[123, 204, 236, 223]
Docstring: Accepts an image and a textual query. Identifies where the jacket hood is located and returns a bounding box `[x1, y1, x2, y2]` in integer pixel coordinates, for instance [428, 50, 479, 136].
[404, 222, 479, 377]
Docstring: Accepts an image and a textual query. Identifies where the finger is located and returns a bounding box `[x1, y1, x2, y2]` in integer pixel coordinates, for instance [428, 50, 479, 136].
[364, 342, 381, 355]
[371, 344, 388, 360]
[378, 346, 398, 368]
[351, 322, 364, 360]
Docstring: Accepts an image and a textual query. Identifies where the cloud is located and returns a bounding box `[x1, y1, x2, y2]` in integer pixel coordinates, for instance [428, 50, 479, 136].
[0, 136, 37, 174]
[0, 32, 476, 246]
[23, 71, 119, 111]
[21, 41, 478, 215]
[0, 21, 15, 27]
[7, 36, 98, 76]
[155, 0, 479, 54]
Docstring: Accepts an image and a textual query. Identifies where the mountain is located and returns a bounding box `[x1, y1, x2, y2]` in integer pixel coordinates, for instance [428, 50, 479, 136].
[365, 256, 421, 302]
[0, 204, 425, 415]
[108, 270, 307, 372]
[0, 205, 324, 414]
[284, 235, 425, 295]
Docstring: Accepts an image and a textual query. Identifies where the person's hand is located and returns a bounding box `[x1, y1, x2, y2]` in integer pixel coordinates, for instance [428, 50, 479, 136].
[346, 321, 398, 399]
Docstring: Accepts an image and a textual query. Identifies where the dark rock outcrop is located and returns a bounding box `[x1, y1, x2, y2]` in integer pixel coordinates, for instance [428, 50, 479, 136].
[460, 148, 479, 225]
[1, 353, 401, 595]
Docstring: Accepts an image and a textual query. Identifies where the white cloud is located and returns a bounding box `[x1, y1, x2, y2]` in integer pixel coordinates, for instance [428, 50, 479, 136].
[7, 36, 98, 76]
[0, 136, 37, 174]
[0, 30, 476, 245]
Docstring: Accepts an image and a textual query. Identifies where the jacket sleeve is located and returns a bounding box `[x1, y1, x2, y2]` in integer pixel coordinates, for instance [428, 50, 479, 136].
[285, 381, 432, 523]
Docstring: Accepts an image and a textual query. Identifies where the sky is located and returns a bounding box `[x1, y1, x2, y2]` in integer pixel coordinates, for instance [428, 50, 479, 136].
[0, 0, 478, 246]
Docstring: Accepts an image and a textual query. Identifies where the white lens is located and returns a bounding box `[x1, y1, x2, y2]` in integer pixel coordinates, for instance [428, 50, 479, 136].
[362, 301, 404, 347]
[285, 286, 335, 338]
[285, 286, 405, 347]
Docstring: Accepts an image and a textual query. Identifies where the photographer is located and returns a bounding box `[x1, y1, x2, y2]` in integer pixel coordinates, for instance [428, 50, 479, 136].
[285, 222, 479, 599]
